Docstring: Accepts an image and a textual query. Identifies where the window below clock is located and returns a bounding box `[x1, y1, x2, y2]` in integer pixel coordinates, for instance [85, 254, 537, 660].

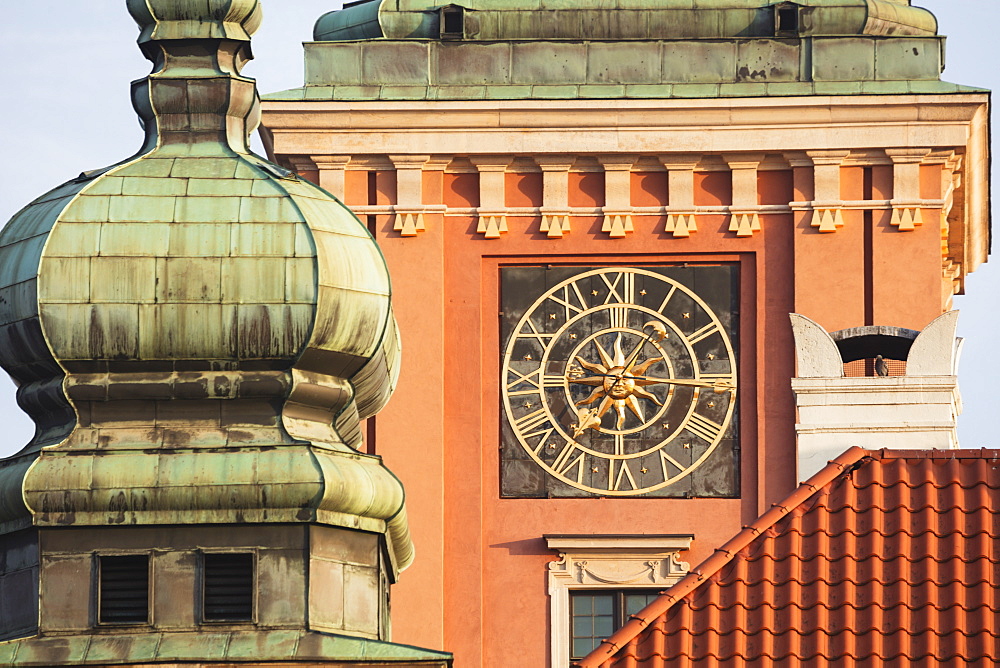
[570, 589, 661, 660]
[546, 534, 692, 668]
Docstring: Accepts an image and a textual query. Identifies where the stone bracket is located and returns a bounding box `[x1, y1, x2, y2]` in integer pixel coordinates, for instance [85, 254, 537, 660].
[729, 211, 761, 237]
[540, 213, 571, 238]
[476, 213, 508, 239]
[665, 212, 697, 237]
[392, 211, 425, 236]
[601, 212, 633, 238]
[811, 207, 845, 233]
[890, 205, 924, 231]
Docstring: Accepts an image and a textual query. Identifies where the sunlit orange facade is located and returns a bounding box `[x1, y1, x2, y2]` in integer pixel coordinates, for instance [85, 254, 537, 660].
[261, 2, 989, 665]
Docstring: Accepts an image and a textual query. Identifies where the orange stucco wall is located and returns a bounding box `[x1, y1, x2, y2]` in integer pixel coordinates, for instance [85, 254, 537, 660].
[347, 178, 790, 665]
[328, 160, 947, 667]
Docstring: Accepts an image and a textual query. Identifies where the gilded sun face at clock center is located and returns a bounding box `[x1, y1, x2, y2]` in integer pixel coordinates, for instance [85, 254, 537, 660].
[573, 333, 665, 430]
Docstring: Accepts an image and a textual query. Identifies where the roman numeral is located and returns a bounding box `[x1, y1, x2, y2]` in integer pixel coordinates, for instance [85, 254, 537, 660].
[600, 271, 634, 305]
[686, 322, 720, 345]
[548, 283, 589, 320]
[518, 319, 553, 345]
[552, 443, 586, 484]
[659, 450, 684, 480]
[542, 374, 565, 388]
[514, 409, 550, 434]
[611, 460, 638, 492]
[687, 413, 724, 443]
[609, 305, 629, 329]
[506, 368, 541, 395]
[529, 426, 557, 455]
[656, 285, 677, 314]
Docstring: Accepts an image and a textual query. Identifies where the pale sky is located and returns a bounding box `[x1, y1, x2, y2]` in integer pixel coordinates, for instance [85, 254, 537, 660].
[0, 2, 995, 457]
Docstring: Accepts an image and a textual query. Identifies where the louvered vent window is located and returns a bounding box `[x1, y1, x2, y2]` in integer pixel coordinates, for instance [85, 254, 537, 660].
[98, 555, 150, 624]
[203, 553, 254, 622]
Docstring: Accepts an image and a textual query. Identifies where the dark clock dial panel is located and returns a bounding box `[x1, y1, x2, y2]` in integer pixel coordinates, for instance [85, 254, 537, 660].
[500, 265, 739, 498]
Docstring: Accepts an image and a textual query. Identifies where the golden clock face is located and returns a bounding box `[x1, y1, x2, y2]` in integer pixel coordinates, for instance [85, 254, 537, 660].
[500, 266, 738, 497]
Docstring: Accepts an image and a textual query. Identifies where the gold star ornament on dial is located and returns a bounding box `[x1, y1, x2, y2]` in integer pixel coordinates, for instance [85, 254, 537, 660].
[500, 266, 738, 497]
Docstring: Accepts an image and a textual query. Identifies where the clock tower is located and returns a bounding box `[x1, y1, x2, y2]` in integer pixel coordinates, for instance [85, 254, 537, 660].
[260, 1, 989, 665]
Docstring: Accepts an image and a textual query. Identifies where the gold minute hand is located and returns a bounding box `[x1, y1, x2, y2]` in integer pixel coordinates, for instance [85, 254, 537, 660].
[571, 373, 734, 393]
[630, 375, 736, 393]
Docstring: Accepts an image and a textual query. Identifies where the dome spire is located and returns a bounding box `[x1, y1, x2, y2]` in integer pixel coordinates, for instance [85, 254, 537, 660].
[126, 0, 265, 156]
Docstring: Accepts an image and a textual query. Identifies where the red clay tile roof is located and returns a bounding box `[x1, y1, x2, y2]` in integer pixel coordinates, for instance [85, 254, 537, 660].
[577, 447, 1000, 667]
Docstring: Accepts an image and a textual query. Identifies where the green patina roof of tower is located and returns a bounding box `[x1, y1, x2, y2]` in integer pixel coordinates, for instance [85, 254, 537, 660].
[261, 0, 986, 102]
[314, 0, 936, 42]
[0, 630, 452, 666]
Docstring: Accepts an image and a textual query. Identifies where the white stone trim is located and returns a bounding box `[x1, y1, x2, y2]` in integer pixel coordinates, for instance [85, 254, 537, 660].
[545, 535, 692, 668]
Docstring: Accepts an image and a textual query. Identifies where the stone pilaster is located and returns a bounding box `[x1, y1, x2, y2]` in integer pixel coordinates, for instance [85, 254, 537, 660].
[388, 155, 430, 236]
[598, 156, 637, 238]
[471, 155, 512, 239]
[536, 156, 574, 238]
[660, 155, 699, 237]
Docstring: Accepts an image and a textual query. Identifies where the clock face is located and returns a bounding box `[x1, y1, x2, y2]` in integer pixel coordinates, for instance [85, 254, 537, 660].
[500, 265, 739, 498]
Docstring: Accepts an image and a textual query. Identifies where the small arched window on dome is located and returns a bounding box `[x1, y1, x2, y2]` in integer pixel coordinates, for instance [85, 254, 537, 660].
[831, 326, 919, 377]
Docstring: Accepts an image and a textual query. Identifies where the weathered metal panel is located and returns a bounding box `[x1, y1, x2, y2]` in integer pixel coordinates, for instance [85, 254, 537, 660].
[362, 41, 431, 86]
[587, 42, 662, 84]
[511, 42, 587, 84]
[875, 36, 942, 81]
[434, 42, 512, 85]
[813, 37, 876, 81]
[662, 40, 738, 84]
[305, 42, 364, 86]
[735, 38, 799, 82]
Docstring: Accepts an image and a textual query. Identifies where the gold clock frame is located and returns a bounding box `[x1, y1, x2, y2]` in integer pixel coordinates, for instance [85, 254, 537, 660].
[501, 266, 737, 496]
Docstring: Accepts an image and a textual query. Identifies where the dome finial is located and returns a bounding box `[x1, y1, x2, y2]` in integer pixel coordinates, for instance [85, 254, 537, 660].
[128, 0, 262, 46]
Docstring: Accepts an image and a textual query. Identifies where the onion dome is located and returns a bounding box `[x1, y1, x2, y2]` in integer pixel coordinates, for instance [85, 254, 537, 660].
[0, 0, 411, 571]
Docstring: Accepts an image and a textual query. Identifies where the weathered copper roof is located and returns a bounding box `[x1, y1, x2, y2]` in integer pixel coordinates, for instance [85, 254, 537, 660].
[578, 447, 1000, 667]
[315, 0, 937, 42]
[0, 629, 452, 666]
[263, 1, 983, 102]
[0, 0, 413, 571]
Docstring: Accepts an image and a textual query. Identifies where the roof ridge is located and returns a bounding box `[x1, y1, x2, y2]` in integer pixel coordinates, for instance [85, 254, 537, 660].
[686, 599, 1000, 613]
[574, 445, 872, 668]
[742, 528, 1000, 546]
[873, 447, 1000, 459]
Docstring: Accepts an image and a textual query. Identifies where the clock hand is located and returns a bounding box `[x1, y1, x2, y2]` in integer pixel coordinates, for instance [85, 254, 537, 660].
[621, 321, 668, 374]
[570, 373, 735, 393]
[630, 375, 736, 393]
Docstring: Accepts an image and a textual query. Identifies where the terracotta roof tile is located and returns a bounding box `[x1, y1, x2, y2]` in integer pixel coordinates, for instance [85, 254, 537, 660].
[577, 447, 1000, 667]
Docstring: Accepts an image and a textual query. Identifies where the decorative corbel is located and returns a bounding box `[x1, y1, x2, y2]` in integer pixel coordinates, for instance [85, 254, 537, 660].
[536, 156, 575, 238]
[388, 155, 430, 236]
[471, 155, 513, 239]
[885, 148, 932, 231]
[598, 156, 637, 238]
[726, 154, 764, 237]
[804, 150, 850, 232]
[659, 155, 699, 237]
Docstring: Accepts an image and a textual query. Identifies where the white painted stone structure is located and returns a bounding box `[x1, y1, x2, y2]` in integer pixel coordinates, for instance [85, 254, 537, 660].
[790, 312, 962, 482]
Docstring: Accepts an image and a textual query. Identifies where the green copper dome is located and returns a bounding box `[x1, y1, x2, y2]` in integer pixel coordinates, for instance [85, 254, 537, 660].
[0, 0, 412, 571]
